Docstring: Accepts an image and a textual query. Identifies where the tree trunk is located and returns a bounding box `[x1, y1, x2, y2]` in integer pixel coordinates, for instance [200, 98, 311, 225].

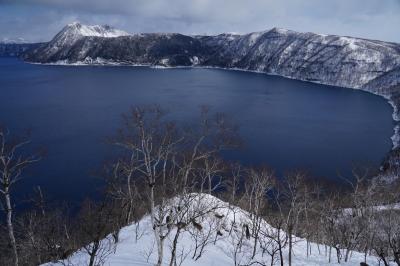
[88, 242, 100, 266]
[270, 253, 275, 266]
[335, 247, 341, 263]
[126, 172, 133, 223]
[328, 246, 331, 263]
[278, 230, 284, 266]
[252, 219, 259, 259]
[169, 228, 181, 266]
[5, 188, 18, 266]
[208, 174, 212, 195]
[394, 252, 400, 266]
[150, 184, 164, 266]
[378, 253, 389, 266]
[345, 248, 350, 262]
[288, 229, 292, 266]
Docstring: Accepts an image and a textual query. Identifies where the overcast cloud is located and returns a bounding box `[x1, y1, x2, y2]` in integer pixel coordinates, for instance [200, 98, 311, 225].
[0, 0, 399, 43]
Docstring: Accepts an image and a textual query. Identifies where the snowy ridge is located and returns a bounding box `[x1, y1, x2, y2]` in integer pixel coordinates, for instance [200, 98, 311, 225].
[43, 194, 384, 266]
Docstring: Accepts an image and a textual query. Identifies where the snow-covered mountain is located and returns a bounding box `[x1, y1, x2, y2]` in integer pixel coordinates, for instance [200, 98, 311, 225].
[23, 23, 400, 114]
[24, 22, 204, 67]
[200, 28, 400, 93]
[53, 22, 130, 46]
[42, 194, 384, 266]
[24, 22, 131, 60]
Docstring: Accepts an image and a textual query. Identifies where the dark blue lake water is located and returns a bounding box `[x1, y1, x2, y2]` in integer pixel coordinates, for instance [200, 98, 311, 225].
[0, 58, 394, 205]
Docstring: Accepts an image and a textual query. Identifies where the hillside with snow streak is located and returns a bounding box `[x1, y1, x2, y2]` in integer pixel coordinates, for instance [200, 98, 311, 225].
[43, 194, 386, 266]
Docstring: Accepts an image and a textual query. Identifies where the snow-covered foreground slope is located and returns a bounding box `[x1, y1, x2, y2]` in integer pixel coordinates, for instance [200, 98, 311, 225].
[43, 194, 384, 266]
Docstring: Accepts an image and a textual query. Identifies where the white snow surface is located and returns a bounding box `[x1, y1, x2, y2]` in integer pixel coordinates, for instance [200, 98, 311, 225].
[66, 22, 130, 38]
[43, 194, 386, 266]
[45, 22, 131, 51]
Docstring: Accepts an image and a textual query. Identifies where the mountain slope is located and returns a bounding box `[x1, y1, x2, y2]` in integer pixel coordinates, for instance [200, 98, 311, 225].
[201, 28, 400, 90]
[42, 194, 383, 266]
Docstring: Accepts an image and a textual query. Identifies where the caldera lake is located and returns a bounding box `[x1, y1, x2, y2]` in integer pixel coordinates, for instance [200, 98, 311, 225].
[0, 58, 395, 204]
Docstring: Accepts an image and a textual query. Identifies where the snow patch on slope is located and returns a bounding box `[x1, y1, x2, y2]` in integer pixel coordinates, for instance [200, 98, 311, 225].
[339, 36, 359, 50]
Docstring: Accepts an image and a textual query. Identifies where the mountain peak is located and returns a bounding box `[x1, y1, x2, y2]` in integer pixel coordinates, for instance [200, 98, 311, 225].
[67, 21, 81, 27]
[62, 22, 130, 38]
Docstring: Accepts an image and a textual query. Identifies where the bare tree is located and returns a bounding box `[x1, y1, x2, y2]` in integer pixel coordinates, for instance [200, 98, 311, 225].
[267, 197, 289, 266]
[76, 199, 118, 266]
[0, 128, 41, 266]
[242, 167, 274, 259]
[16, 206, 75, 265]
[278, 172, 309, 266]
[370, 193, 400, 266]
[112, 106, 181, 266]
[224, 163, 243, 205]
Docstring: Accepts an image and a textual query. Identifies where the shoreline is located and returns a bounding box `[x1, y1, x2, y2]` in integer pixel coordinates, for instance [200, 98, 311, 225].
[26, 58, 400, 150]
